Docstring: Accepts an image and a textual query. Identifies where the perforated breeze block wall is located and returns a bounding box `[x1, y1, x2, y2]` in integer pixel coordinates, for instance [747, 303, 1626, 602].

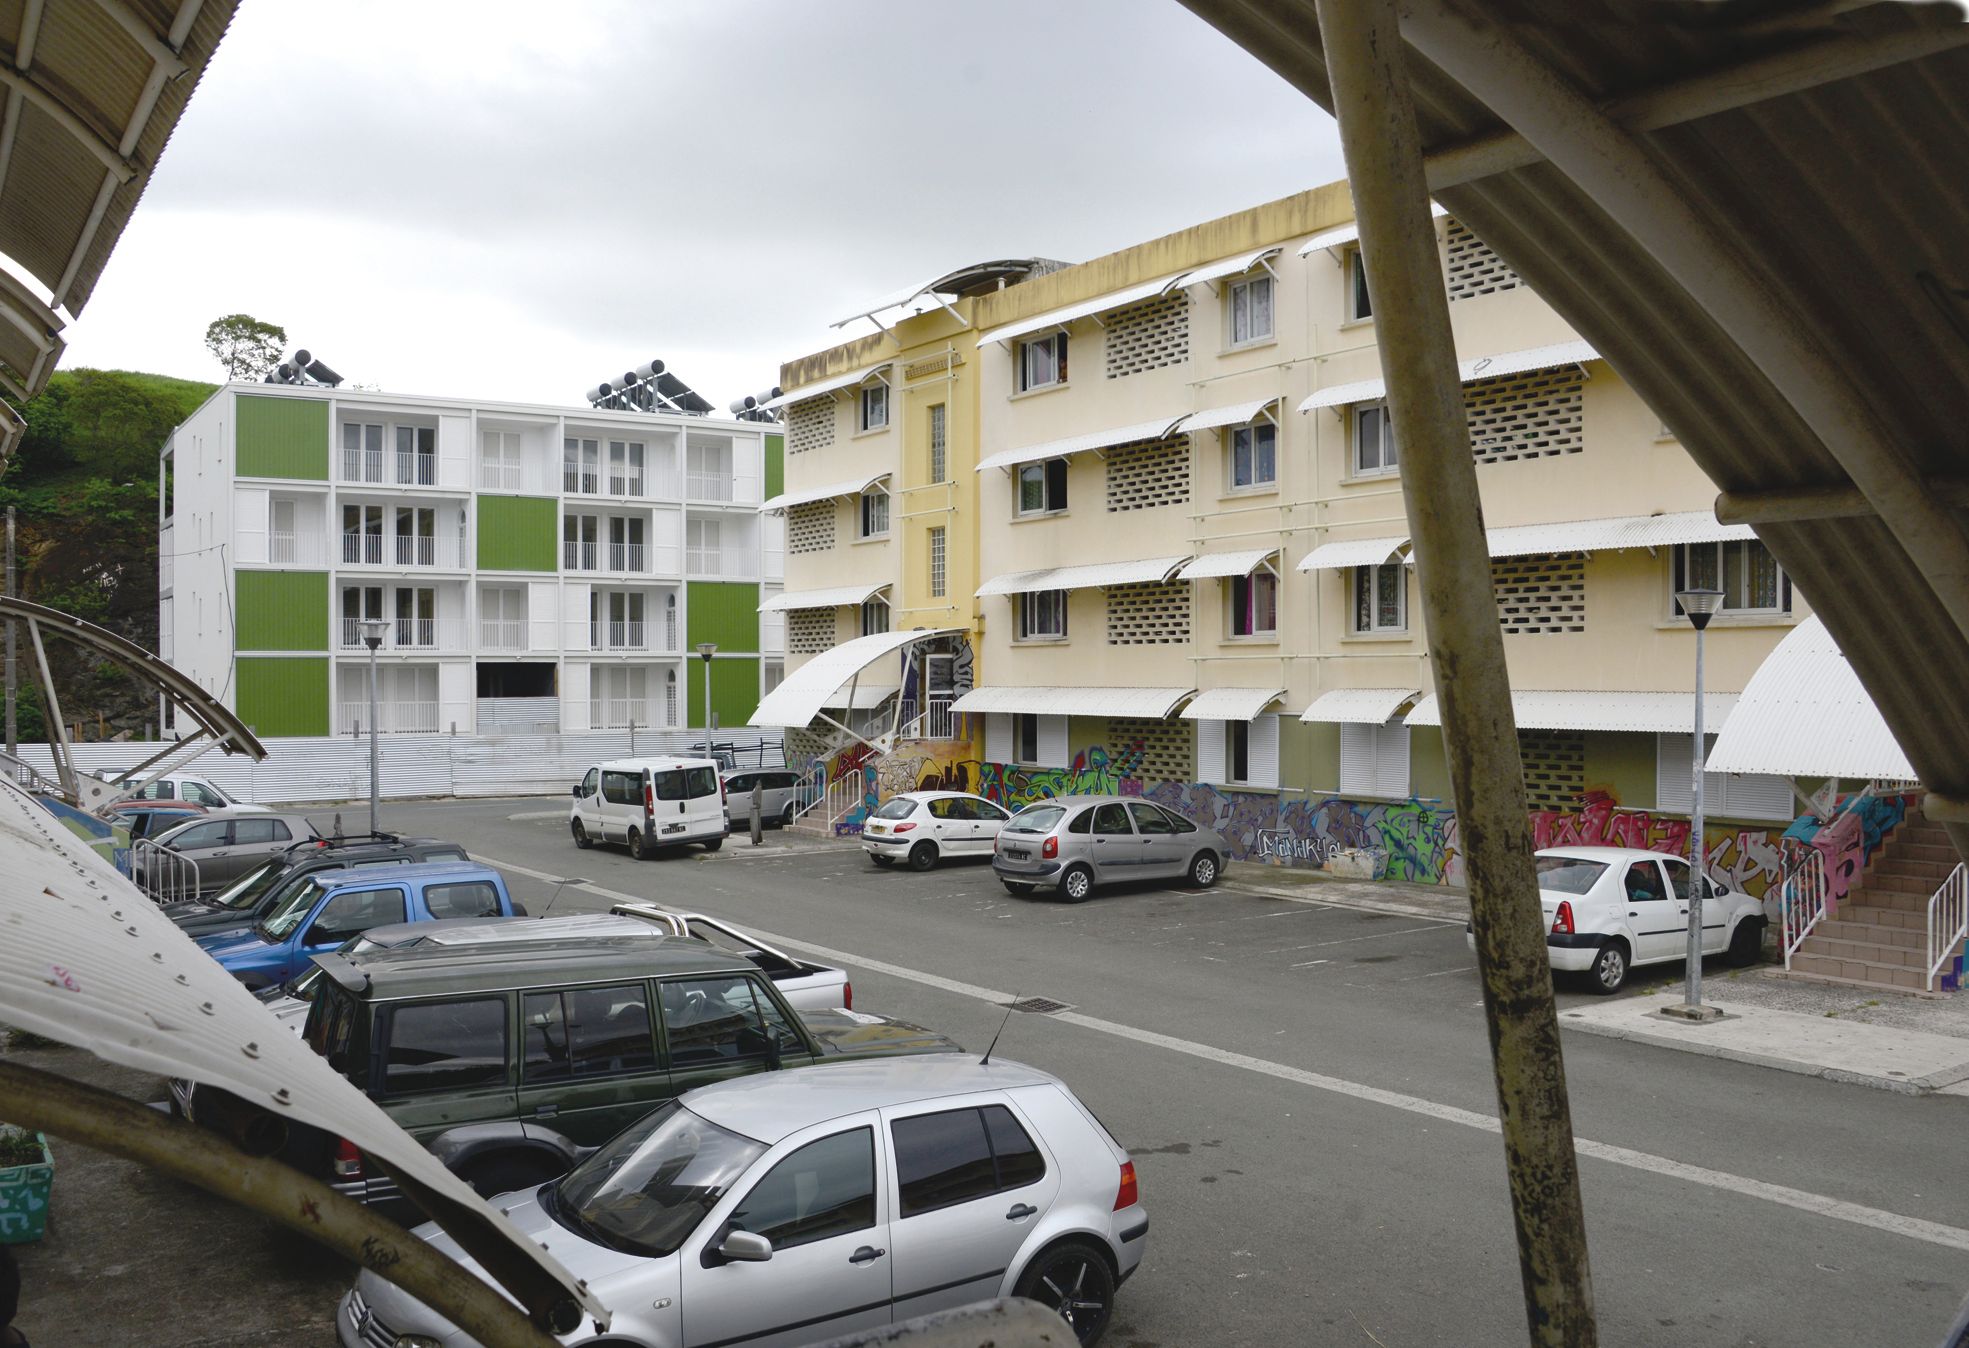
[787, 609, 834, 653]
[1107, 581, 1191, 644]
[786, 398, 835, 455]
[1465, 368, 1584, 462]
[1104, 292, 1190, 378]
[787, 502, 835, 554]
[1106, 435, 1191, 513]
[1519, 730, 1586, 811]
[1446, 217, 1524, 300]
[1108, 717, 1193, 784]
[1492, 553, 1586, 635]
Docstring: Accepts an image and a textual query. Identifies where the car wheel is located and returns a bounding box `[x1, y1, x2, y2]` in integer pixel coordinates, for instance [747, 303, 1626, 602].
[1002, 881, 1036, 897]
[570, 819, 591, 850]
[871, 855, 895, 868]
[627, 828, 648, 861]
[1587, 941, 1628, 995]
[1726, 917, 1765, 967]
[781, 801, 797, 826]
[1188, 851, 1219, 888]
[908, 841, 938, 872]
[1015, 1239, 1116, 1346]
[702, 836, 723, 853]
[1060, 864, 1095, 904]
[459, 1152, 564, 1200]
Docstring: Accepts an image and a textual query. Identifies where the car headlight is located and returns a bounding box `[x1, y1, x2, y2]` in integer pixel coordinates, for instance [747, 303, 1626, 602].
[393, 1335, 442, 1348]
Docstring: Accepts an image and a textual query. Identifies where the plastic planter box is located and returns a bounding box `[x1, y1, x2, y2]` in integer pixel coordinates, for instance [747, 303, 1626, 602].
[0, 1131, 52, 1244]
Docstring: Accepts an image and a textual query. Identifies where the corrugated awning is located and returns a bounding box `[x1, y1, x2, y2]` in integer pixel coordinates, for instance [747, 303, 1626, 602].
[1405, 690, 1740, 733]
[1298, 203, 1447, 256]
[823, 684, 900, 711]
[757, 582, 888, 613]
[757, 364, 889, 412]
[1705, 617, 1917, 781]
[951, 686, 1194, 719]
[760, 472, 890, 514]
[1301, 687, 1423, 724]
[1177, 548, 1278, 580]
[1168, 247, 1282, 291]
[1181, 687, 1287, 721]
[750, 628, 965, 729]
[976, 273, 1188, 348]
[1297, 536, 1409, 571]
[977, 554, 1191, 597]
[976, 414, 1187, 474]
[1297, 339, 1599, 411]
[1485, 511, 1755, 558]
[1180, 398, 1278, 434]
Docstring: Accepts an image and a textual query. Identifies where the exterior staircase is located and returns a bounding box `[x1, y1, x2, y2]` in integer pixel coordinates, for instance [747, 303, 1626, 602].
[1789, 809, 1966, 993]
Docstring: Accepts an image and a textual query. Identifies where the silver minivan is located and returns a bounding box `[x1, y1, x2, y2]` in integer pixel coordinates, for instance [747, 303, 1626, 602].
[991, 794, 1229, 902]
[570, 757, 726, 858]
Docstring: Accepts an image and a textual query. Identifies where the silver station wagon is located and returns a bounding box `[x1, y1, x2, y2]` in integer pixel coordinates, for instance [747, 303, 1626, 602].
[991, 795, 1228, 902]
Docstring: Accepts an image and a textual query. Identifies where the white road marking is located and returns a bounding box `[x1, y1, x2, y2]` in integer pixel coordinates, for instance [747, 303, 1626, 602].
[479, 850, 1969, 1255]
[1289, 959, 1331, 969]
[504, 809, 567, 821]
[1271, 923, 1453, 954]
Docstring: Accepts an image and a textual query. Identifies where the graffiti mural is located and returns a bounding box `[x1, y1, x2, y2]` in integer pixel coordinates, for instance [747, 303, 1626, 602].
[1783, 791, 1915, 905]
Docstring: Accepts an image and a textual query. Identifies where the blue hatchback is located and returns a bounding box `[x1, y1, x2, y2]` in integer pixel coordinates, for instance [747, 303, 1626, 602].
[195, 861, 522, 991]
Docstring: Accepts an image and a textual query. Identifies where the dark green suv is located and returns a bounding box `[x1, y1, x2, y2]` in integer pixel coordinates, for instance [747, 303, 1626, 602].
[253, 934, 958, 1203]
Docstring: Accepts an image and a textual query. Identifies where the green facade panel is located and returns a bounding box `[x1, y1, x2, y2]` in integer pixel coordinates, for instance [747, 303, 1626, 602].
[764, 434, 784, 501]
[687, 581, 760, 652]
[688, 657, 761, 733]
[236, 394, 329, 480]
[234, 571, 328, 652]
[476, 495, 558, 571]
[236, 657, 329, 738]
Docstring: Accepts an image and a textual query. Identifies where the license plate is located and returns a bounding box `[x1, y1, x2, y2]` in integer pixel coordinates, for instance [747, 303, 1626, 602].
[663, 823, 686, 834]
[868, 824, 886, 835]
[1004, 848, 1030, 860]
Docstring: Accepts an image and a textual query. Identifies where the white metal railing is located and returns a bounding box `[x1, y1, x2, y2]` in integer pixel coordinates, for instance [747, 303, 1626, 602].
[340, 619, 465, 651]
[686, 548, 719, 574]
[1779, 846, 1830, 969]
[1927, 862, 1968, 992]
[342, 447, 386, 483]
[342, 534, 384, 565]
[395, 452, 437, 486]
[589, 698, 649, 730]
[339, 700, 439, 734]
[564, 540, 598, 571]
[395, 534, 435, 566]
[132, 837, 200, 905]
[607, 473, 645, 497]
[270, 530, 296, 563]
[604, 620, 646, 650]
[665, 609, 678, 651]
[480, 619, 525, 650]
[900, 698, 957, 741]
[564, 467, 600, 494]
[688, 473, 733, 501]
[609, 542, 645, 572]
[479, 461, 523, 491]
[792, 761, 867, 833]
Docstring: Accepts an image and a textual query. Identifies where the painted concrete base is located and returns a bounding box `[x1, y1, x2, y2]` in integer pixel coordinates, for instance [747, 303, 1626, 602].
[1560, 996, 1969, 1095]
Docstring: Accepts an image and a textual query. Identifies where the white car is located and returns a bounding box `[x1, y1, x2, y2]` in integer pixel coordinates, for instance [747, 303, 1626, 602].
[130, 773, 268, 812]
[863, 791, 1011, 871]
[1465, 846, 1766, 994]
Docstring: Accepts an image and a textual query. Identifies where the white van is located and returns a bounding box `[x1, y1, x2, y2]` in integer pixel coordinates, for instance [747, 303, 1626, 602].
[568, 757, 727, 859]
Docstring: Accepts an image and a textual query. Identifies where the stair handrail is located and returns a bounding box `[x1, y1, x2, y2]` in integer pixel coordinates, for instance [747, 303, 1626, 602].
[791, 761, 829, 824]
[1926, 861, 1968, 992]
[1778, 844, 1829, 969]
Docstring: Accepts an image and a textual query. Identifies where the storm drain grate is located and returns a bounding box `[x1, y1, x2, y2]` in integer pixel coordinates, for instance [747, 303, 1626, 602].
[1007, 996, 1075, 1015]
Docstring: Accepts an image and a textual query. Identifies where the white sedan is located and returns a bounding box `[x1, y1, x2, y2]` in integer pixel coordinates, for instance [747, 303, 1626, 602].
[1465, 846, 1767, 994]
[863, 791, 1011, 871]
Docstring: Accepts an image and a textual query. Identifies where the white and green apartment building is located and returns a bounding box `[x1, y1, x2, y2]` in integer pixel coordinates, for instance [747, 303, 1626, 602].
[159, 384, 785, 742]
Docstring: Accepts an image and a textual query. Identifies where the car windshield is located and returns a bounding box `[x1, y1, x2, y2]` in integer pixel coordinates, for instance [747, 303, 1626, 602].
[210, 860, 286, 912]
[873, 798, 916, 820]
[255, 875, 330, 941]
[1005, 805, 1065, 834]
[1535, 856, 1609, 895]
[555, 1101, 766, 1258]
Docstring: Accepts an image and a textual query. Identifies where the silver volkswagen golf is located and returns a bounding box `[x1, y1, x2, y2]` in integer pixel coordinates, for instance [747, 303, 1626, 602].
[340, 1057, 1147, 1348]
[991, 795, 1229, 902]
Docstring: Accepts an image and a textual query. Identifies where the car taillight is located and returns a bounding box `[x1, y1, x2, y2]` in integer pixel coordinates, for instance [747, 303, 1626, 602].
[843, 981, 853, 1010]
[1551, 901, 1574, 936]
[332, 1137, 365, 1180]
[1114, 1160, 1138, 1210]
[644, 781, 654, 814]
[1042, 836, 1058, 859]
[893, 822, 916, 834]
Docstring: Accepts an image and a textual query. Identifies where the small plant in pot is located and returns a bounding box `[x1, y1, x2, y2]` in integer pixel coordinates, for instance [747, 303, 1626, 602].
[0, 1123, 53, 1244]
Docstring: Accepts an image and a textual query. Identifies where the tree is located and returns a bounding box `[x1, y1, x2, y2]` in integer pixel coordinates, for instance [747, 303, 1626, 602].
[203, 313, 286, 381]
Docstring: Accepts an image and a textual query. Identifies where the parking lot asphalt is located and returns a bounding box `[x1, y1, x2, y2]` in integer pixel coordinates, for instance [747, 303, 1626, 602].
[14, 795, 1969, 1346]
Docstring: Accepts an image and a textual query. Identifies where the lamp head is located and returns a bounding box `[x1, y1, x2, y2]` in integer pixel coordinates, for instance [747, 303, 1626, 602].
[356, 616, 390, 650]
[1676, 587, 1725, 631]
[696, 642, 717, 663]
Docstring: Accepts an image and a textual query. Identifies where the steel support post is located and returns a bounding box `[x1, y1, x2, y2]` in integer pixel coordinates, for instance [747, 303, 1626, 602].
[1685, 625, 1709, 1011]
[1311, 0, 1598, 1341]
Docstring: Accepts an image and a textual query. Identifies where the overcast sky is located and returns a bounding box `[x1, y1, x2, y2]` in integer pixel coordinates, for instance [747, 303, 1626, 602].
[60, 0, 1343, 410]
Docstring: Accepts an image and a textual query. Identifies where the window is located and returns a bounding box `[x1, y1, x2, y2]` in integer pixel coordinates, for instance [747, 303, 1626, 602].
[1671, 540, 1792, 617]
[1229, 422, 1276, 490]
[307, 886, 408, 945]
[659, 975, 799, 1067]
[479, 430, 523, 490]
[860, 598, 890, 636]
[1015, 714, 1039, 764]
[181, 782, 230, 808]
[1339, 721, 1411, 797]
[1230, 571, 1277, 638]
[601, 770, 640, 805]
[928, 526, 946, 598]
[686, 517, 721, 573]
[1091, 803, 1133, 834]
[232, 819, 289, 845]
[1353, 563, 1407, 633]
[580, 768, 599, 797]
[1623, 862, 1666, 904]
[1227, 722, 1249, 784]
[1016, 458, 1069, 516]
[1129, 802, 1175, 835]
[1655, 733, 1795, 822]
[426, 881, 500, 920]
[1200, 714, 1278, 788]
[522, 984, 656, 1082]
[382, 997, 508, 1095]
[394, 425, 436, 485]
[1228, 274, 1274, 345]
[172, 821, 229, 849]
[652, 766, 719, 800]
[859, 488, 889, 539]
[928, 404, 947, 482]
[726, 1128, 875, 1252]
[1353, 402, 1398, 475]
[1346, 247, 1373, 321]
[1017, 331, 1067, 392]
[563, 437, 601, 494]
[1016, 590, 1068, 641]
[858, 382, 888, 432]
[610, 439, 646, 496]
[892, 1105, 1048, 1219]
[685, 438, 731, 500]
[762, 660, 784, 695]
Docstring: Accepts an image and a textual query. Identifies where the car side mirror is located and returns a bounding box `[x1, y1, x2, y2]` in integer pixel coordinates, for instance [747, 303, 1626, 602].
[572, 784, 584, 798]
[716, 1230, 773, 1264]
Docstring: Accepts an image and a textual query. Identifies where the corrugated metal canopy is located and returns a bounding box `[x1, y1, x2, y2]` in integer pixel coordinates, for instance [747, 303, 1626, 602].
[1169, 247, 1282, 291]
[977, 554, 1191, 597]
[1484, 511, 1755, 559]
[1301, 687, 1423, 724]
[823, 683, 900, 711]
[1706, 616, 1916, 781]
[1181, 397, 1278, 434]
[757, 363, 888, 412]
[748, 628, 964, 729]
[1297, 535, 1409, 570]
[760, 471, 889, 514]
[1177, 547, 1278, 580]
[1296, 339, 1599, 411]
[1181, 686, 1287, 721]
[1405, 690, 1740, 733]
[1299, 202, 1448, 255]
[975, 272, 1188, 348]
[757, 582, 888, 613]
[975, 413, 1187, 474]
[951, 685, 1195, 719]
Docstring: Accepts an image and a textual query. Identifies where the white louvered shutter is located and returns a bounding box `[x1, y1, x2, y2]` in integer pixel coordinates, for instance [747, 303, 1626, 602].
[1373, 722, 1412, 797]
[529, 581, 558, 651]
[1339, 723, 1375, 794]
[1196, 718, 1226, 785]
[1039, 715, 1070, 770]
[1249, 713, 1281, 789]
[985, 713, 1010, 764]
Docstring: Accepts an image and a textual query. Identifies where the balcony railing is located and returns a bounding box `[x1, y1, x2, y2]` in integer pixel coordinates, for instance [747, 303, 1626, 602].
[342, 448, 385, 483]
[480, 619, 526, 651]
[342, 534, 384, 565]
[563, 467, 601, 494]
[479, 461, 524, 491]
[339, 618, 467, 650]
[340, 700, 440, 735]
[395, 451, 436, 486]
[687, 473, 733, 501]
[341, 535, 462, 568]
[900, 697, 958, 741]
[607, 473, 645, 497]
[607, 620, 647, 650]
[160, 548, 173, 593]
[564, 540, 598, 571]
[608, 542, 645, 572]
[665, 610, 678, 651]
[590, 698, 652, 730]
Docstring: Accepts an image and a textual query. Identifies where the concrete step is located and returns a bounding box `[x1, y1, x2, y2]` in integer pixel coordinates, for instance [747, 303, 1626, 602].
[1835, 902, 1926, 931]
[1894, 842, 1962, 865]
[1818, 917, 1924, 950]
[1789, 952, 1930, 991]
[1850, 889, 1937, 913]
[1868, 858, 1954, 883]
[1795, 935, 1926, 970]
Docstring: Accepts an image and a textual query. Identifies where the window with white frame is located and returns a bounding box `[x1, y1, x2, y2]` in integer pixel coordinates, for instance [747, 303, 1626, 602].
[860, 598, 890, 637]
[762, 660, 784, 695]
[1353, 402, 1398, 476]
[1015, 714, 1040, 764]
[928, 404, 947, 483]
[479, 430, 523, 490]
[1345, 247, 1373, 321]
[686, 517, 721, 573]
[1015, 458, 1069, 516]
[1229, 571, 1278, 638]
[1655, 733, 1794, 822]
[1228, 421, 1276, 490]
[609, 440, 646, 496]
[563, 437, 601, 493]
[858, 487, 890, 539]
[1352, 563, 1406, 633]
[1199, 713, 1280, 788]
[1228, 273, 1275, 345]
[1017, 589, 1068, 641]
[1339, 721, 1410, 797]
[685, 438, 730, 500]
[928, 526, 946, 599]
[1670, 539, 1792, 617]
[1017, 331, 1068, 392]
[858, 382, 889, 432]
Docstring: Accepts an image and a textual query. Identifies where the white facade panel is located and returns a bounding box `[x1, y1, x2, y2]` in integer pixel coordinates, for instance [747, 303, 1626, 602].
[233, 486, 269, 564]
[652, 509, 682, 576]
[561, 661, 591, 732]
[438, 662, 474, 734]
[437, 414, 472, 489]
[562, 582, 591, 651]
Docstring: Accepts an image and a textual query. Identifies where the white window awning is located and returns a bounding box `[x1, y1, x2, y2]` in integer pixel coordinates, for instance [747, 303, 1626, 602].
[976, 272, 1189, 349]
[1297, 536, 1409, 571]
[975, 414, 1187, 474]
[1177, 548, 1278, 580]
[1484, 511, 1754, 559]
[1404, 690, 1740, 733]
[1181, 687, 1286, 721]
[1704, 616, 1917, 781]
[1301, 687, 1423, 724]
[951, 686, 1195, 719]
[1179, 397, 1278, 435]
[1167, 247, 1281, 291]
[1297, 339, 1599, 412]
[1298, 203, 1447, 256]
[760, 472, 890, 514]
[749, 628, 965, 729]
[757, 582, 889, 613]
[757, 363, 890, 412]
[831, 279, 956, 332]
[977, 554, 1191, 597]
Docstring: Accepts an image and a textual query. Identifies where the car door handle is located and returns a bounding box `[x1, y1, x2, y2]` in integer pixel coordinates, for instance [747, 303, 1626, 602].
[533, 1104, 558, 1118]
[1006, 1203, 1038, 1221]
[848, 1246, 886, 1265]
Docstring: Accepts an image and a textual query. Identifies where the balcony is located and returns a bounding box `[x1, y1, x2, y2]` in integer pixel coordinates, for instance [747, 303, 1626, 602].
[590, 697, 663, 730]
[339, 700, 439, 735]
[687, 472, 733, 502]
[607, 472, 646, 497]
[341, 448, 435, 487]
[341, 534, 463, 569]
[564, 540, 598, 571]
[395, 451, 436, 487]
[480, 619, 526, 651]
[480, 462, 524, 491]
[563, 467, 601, 495]
[339, 618, 468, 651]
[608, 542, 645, 573]
[591, 620, 648, 651]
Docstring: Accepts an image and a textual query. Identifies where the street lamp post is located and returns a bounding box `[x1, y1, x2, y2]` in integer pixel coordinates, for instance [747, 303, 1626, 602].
[358, 617, 390, 837]
[1669, 586, 1725, 1021]
[696, 642, 717, 761]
